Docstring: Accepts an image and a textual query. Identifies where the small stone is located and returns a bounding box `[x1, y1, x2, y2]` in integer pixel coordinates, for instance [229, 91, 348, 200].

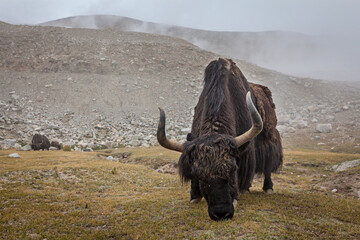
[181, 127, 191, 133]
[106, 156, 115, 161]
[8, 153, 21, 158]
[331, 189, 337, 193]
[49, 147, 58, 150]
[141, 143, 150, 148]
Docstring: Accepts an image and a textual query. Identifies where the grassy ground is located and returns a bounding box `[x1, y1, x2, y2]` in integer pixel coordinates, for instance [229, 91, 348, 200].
[0, 147, 359, 239]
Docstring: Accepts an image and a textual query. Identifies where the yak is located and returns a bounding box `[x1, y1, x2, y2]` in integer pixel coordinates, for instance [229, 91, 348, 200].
[31, 134, 50, 150]
[157, 58, 282, 221]
[50, 141, 63, 150]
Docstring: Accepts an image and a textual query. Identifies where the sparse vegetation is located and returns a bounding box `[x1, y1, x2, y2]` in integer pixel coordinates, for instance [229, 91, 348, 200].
[62, 145, 72, 151]
[0, 147, 359, 239]
[92, 145, 108, 151]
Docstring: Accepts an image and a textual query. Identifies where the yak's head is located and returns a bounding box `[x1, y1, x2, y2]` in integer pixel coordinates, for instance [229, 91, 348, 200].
[180, 133, 240, 220]
[157, 92, 263, 221]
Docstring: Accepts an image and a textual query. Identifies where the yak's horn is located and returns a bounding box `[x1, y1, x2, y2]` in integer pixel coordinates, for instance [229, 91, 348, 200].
[234, 91, 263, 147]
[157, 108, 184, 152]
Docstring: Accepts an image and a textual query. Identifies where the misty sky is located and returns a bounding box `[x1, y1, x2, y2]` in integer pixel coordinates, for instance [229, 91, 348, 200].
[1, 0, 360, 36]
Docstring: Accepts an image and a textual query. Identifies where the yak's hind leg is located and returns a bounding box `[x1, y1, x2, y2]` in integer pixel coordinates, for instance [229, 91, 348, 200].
[263, 173, 274, 193]
[255, 132, 283, 193]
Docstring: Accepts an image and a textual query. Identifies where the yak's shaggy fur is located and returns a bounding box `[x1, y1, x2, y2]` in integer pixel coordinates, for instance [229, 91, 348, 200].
[178, 58, 282, 207]
[180, 134, 239, 182]
[160, 58, 283, 220]
[50, 141, 63, 150]
[31, 134, 50, 151]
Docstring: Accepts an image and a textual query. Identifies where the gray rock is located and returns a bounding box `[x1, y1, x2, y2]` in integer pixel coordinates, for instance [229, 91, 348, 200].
[316, 124, 332, 133]
[106, 156, 115, 161]
[49, 146, 58, 151]
[141, 142, 150, 147]
[21, 145, 32, 151]
[0, 139, 17, 149]
[325, 115, 335, 121]
[277, 114, 291, 125]
[181, 127, 191, 133]
[277, 125, 296, 133]
[332, 159, 360, 172]
[311, 118, 318, 123]
[47, 125, 60, 130]
[14, 143, 22, 149]
[290, 119, 308, 129]
[8, 153, 21, 158]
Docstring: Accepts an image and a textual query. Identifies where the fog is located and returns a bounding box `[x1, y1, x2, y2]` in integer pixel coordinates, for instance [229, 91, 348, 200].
[1, 0, 360, 82]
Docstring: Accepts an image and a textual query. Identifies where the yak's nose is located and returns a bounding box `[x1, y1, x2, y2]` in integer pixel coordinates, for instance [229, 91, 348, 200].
[209, 208, 234, 221]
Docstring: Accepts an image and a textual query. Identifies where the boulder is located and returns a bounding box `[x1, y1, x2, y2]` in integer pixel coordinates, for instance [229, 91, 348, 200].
[316, 124, 332, 133]
[332, 159, 360, 172]
[21, 145, 32, 151]
[0, 139, 17, 149]
[8, 153, 21, 158]
[14, 143, 22, 149]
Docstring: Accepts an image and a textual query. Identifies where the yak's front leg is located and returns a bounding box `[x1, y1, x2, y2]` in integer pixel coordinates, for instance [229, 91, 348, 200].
[190, 177, 202, 203]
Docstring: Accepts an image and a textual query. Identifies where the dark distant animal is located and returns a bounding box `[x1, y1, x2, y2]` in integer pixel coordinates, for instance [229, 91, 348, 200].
[157, 58, 282, 221]
[50, 141, 62, 150]
[31, 134, 50, 150]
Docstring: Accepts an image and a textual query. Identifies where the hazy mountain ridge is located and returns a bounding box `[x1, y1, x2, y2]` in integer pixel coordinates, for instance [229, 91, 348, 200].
[40, 15, 360, 83]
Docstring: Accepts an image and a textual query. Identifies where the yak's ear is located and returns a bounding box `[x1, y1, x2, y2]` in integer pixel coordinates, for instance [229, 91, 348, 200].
[178, 150, 194, 182]
[186, 133, 196, 141]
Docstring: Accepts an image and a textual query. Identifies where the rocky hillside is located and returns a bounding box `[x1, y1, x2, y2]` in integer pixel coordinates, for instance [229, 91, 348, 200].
[0, 21, 359, 151]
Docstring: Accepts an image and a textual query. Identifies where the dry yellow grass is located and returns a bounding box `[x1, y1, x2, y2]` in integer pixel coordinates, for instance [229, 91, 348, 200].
[0, 148, 359, 239]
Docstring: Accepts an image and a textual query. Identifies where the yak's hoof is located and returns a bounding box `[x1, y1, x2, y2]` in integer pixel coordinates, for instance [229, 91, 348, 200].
[190, 198, 202, 204]
[264, 189, 273, 194]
